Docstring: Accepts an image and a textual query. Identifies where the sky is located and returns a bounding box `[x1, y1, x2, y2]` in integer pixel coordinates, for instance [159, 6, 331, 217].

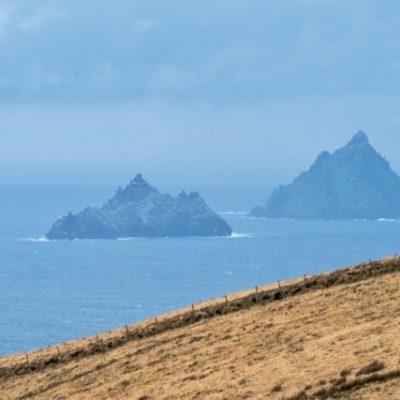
[1, 0, 400, 188]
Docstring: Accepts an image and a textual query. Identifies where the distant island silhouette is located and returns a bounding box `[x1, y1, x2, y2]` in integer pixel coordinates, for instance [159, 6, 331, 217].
[251, 131, 400, 220]
[47, 174, 232, 239]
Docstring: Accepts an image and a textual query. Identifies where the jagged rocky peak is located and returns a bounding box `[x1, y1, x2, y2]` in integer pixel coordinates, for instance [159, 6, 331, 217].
[107, 173, 158, 207]
[346, 130, 369, 147]
[178, 190, 188, 199]
[47, 174, 232, 239]
[188, 192, 200, 200]
[129, 173, 149, 186]
[125, 173, 157, 194]
[313, 150, 331, 166]
[250, 131, 400, 220]
[178, 190, 201, 201]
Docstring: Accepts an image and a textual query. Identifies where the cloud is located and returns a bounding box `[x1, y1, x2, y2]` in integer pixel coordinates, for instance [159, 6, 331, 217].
[148, 66, 206, 91]
[17, 3, 67, 33]
[0, 0, 399, 103]
[0, 75, 13, 87]
[131, 18, 155, 32]
[0, 2, 68, 41]
[90, 61, 120, 90]
[0, 4, 11, 40]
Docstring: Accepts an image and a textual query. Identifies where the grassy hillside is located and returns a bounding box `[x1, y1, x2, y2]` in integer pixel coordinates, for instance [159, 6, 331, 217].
[1, 257, 400, 399]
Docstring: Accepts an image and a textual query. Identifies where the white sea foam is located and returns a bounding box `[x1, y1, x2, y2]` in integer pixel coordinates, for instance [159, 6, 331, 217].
[21, 234, 252, 242]
[377, 218, 398, 222]
[228, 232, 253, 238]
[23, 237, 49, 242]
[219, 211, 248, 216]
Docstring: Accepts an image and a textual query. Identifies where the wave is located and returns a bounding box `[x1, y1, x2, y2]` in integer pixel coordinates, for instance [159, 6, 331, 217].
[228, 232, 253, 238]
[17, 233, 253, 242]
[21, 237, 49, 242]
[219, 211, 248, 216]
[377, 218, 398, 222]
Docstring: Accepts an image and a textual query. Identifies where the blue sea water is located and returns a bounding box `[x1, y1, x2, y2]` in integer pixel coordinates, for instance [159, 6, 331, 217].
[1, 186, 400, 355]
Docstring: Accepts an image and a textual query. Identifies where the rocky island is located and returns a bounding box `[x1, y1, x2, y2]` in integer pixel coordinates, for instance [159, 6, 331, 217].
[251, 131, 400, 219]
[47, 174, 232, 239]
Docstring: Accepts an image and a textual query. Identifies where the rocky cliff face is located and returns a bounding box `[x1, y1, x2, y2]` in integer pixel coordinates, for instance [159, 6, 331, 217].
[47, 174, 232, 239]
[251, 131, 400, 219]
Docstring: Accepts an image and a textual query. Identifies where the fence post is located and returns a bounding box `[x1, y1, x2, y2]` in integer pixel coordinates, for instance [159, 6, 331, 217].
[26, 354, 29, 365]
[224, 295, 229, 304]
[255, 286, 259, 294]
[56, 346, 61, 356]
[278, 280, 281, 289]
[192, 304, 195, 313]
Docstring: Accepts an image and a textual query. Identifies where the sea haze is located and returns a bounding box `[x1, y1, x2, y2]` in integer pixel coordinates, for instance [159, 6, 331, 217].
[1, 185, 400, 355]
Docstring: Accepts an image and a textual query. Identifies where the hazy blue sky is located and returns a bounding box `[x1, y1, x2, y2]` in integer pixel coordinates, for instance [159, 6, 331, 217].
[1, 0, 400, 187]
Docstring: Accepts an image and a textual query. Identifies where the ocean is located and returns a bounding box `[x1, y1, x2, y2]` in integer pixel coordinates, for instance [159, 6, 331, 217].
[1, 185, 400, 355]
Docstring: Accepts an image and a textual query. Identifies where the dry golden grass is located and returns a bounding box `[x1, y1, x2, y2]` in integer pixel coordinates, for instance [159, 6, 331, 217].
[1, 257, 400, 399]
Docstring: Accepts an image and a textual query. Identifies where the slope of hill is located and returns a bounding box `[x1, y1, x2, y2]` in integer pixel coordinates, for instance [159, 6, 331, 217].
[1, 257, 400, 399]
[251, 131, 400, 219]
